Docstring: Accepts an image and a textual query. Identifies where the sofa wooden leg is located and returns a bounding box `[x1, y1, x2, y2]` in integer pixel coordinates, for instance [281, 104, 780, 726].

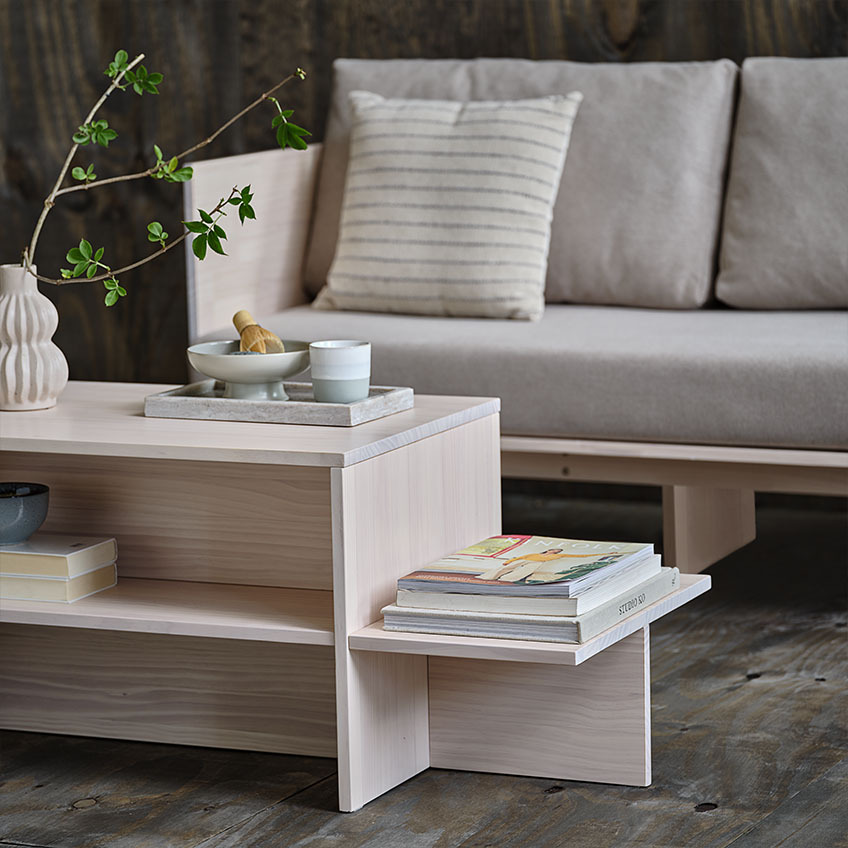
[662, 485, 756, 573]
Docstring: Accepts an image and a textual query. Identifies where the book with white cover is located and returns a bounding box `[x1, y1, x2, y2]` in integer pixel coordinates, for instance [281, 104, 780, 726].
[396, 555, 662, 616]
[397, 534, 654, 597]
[0, 534, 117, 578]
[0, 562, 117, 603]
[382, 568, 679, 644]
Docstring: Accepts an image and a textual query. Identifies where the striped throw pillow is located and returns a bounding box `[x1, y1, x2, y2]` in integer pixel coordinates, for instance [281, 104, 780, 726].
[313, 91, 583, 320]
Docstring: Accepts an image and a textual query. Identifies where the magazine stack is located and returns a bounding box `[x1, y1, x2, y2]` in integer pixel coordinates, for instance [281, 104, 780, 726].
[382, 534, 679, 643]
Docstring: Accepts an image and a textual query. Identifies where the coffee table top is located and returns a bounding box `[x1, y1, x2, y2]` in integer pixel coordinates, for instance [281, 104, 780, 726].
[0, 381, 500, 467]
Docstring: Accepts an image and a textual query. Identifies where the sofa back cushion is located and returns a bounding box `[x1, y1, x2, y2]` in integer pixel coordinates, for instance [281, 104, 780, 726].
[303, 58, 738, 309]
[313, 91, 582, 320]
[717, 58, 848, 309]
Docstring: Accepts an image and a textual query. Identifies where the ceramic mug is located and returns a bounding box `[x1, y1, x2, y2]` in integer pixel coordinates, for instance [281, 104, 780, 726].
[309, 341, 371, 403]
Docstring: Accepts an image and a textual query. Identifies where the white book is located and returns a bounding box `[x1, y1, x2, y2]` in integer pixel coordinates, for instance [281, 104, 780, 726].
[396, 555, 662, 616]
[0, 562, 117, 603]
[0, 533, 117, 578]
[382, 568, 680, 644]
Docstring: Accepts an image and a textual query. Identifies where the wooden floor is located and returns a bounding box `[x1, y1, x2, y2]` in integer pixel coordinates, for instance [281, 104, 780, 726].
[1, 486, 846, 848]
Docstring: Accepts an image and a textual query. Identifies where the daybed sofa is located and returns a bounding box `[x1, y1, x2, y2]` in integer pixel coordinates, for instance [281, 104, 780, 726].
[186, 57, 848, 573]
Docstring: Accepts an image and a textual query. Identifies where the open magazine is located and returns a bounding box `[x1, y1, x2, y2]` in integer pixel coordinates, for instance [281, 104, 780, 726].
[397, 534, 654, 597]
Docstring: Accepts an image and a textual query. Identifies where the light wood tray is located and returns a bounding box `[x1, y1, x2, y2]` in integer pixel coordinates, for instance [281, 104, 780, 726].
[144, 380, 414, 427]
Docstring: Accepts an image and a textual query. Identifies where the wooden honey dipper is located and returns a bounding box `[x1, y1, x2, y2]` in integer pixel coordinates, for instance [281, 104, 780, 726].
[232, 310, 285, 353]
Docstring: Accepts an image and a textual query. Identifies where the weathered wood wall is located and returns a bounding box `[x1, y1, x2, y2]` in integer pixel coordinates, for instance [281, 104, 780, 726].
[1, 0, 846, 383]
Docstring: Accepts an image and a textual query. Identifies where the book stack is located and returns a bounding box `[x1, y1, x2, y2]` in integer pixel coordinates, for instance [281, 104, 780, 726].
[382, 534, 679, 643]
[0, 534, 118, 603]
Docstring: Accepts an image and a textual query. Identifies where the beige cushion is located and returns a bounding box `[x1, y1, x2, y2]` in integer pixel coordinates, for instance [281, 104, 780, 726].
[304, 58, 738, 309]
[717, 58, 848, 309]
[200, 305, 848, 450]
[313, 91, 581, 320]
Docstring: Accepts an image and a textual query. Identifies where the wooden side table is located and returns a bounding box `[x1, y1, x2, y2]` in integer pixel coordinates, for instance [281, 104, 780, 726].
[0, 381, 709, 811]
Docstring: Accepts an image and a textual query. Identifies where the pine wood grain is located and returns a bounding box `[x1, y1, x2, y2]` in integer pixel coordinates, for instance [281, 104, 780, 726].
[1, 449, 335, 589]
[0, 625, 338, 757]
[0, 381, 500, 467]
[332, 413, 502, 810]
[0, 578, 334, 644]
[429, 628, 651, 786]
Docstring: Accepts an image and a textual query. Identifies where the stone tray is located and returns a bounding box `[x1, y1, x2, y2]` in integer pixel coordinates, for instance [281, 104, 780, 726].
[144, 380, 414, 427]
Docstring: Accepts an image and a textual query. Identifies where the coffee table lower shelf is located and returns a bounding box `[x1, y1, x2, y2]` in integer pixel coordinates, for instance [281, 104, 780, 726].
[349, 574, 711, 789]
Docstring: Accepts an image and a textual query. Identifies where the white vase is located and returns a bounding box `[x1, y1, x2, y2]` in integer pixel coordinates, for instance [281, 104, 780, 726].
[0, 263, 69, 410]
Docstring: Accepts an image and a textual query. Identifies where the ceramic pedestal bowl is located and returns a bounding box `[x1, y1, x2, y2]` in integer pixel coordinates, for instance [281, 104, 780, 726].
[0, 482, 49, 544]
[187, 340, 310, 401]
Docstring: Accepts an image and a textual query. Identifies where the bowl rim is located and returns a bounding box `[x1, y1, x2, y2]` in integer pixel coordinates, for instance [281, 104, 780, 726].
[187, 340, 309, 357]
[0, 482, 49, 497]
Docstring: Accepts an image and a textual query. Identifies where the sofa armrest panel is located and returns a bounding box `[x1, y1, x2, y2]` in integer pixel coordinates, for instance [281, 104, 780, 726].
[184, 144, 322, 342]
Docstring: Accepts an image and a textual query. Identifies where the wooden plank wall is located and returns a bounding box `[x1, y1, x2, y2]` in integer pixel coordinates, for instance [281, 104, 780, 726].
[1, 0, 846, 383]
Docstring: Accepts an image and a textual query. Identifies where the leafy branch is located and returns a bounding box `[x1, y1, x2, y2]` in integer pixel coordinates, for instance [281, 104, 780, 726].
[21, 49, 308, 306]
[52, 187, 243, 303]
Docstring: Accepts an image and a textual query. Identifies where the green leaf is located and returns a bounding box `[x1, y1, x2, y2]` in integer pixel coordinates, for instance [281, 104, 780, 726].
[160, 231, 168, 241]
[72, 166, 86, 180]
[133, 82, 143, 95]
[199, 209, 214, 224]
[153, 144, 163, 161]
[66, 247, 83, 263]
[147, 221, 163, 236]
[60, 268, 72, 279]
[94, 246, 104, 261]
[115, 49, 128, 66]
[116, 286, 127, 296]
[183, 221, 208, 234]
[86, 263, 98, 278]
[72, 260, 88, 277]
[207, 232, 226, 255]
[165, 166, 193, 183]
[288, 134, 308, 150]
[192, 234, 208, 260]
[281, 109, 293, 118]
[105, 290, 119, 307]
[125, 70, 136, 83]
[238, 206, 246, 225]
[271, 114, 284, 128]
[213, 225, 226, 239]
[73, 131, 89, 145]
[227, 197, 241, 206]
[79, 239, 92, 260]
[167, 157, 178, 172]
[103, 278, 118, 290]
[241, 185, 252, 200]
[148, 72, 163, 84]
[242, 204, 256, 220]
[287, 123, 310, 137]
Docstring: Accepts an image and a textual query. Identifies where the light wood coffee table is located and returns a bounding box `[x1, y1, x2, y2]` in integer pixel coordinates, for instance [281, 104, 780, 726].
[0, 381, 709, 811]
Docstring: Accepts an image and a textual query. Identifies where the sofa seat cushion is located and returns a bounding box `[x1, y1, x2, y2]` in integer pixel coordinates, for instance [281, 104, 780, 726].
[200, 306, 848, 449]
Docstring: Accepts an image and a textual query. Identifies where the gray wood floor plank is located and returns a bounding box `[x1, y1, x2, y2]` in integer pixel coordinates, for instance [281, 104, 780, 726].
[724, 758, 848, 848]
[0, 734, 336, 848]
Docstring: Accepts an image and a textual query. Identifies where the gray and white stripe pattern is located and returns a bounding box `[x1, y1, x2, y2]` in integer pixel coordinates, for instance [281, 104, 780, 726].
[314, 90, 583, 319]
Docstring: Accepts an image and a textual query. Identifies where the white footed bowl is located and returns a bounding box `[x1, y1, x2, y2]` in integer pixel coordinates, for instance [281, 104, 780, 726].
[187, 340, 309, 400]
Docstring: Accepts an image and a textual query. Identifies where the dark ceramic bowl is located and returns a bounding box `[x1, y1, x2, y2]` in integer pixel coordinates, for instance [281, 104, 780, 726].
[0, 482, 49, 544]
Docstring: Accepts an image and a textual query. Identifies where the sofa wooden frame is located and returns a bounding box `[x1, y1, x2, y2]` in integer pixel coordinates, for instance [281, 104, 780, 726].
[185, 145, 848, 575]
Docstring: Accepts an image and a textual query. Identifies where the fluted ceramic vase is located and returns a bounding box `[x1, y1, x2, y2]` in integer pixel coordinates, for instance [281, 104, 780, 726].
[0, 264, 68, 410]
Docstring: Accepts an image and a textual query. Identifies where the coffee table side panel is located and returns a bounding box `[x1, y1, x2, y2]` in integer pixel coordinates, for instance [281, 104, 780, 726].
[2, 452, 333, 590]
[333, 413, 502, 811]
[429, 627, 651, 786]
